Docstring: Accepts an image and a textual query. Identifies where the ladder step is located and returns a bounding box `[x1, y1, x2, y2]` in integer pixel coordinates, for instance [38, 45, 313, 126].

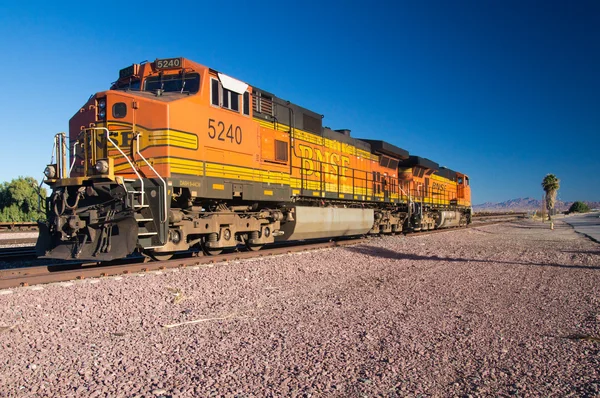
[136, 218, 154, 222]
[138, 232, 158, 236]
[124, 178, 137, 182]
[134, 205, 150, 208]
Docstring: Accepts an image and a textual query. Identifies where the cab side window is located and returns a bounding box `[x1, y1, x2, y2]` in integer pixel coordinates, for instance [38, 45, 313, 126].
[211, 77, 250, 116]
[211, 79, 219, 106]
[222, 88, 239, 112]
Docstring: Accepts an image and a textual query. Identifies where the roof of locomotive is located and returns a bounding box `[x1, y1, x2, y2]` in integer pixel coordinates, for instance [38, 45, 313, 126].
[358, 139, 409, 160]
[398, 156, 439, 171]
[250, 85, 372, 153]
[434, 167, 458, 181]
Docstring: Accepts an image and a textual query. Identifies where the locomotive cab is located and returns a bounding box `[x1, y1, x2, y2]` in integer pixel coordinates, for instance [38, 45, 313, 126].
[38, 58, 206, 260]
[37, 57, 284, 261]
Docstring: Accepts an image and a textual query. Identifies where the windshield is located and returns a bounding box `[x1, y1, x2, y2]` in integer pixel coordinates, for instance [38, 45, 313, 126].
[112, 79, 141, 91]
[144, 73, 200, 93]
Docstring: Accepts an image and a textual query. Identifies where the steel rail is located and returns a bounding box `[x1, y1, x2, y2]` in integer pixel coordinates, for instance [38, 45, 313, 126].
[0, 238, 367, 290]
[0, 222, 38, 232]
[472, 212, 527, 218]
[0, 238, 38, 246]
[0, 247, 38, 261]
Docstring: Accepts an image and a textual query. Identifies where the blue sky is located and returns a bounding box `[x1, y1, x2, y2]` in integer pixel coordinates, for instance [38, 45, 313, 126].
[0, 0, 598, 204]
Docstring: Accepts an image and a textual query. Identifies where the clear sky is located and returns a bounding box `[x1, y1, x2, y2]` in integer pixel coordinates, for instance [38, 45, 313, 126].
[0, 0, 598, 204]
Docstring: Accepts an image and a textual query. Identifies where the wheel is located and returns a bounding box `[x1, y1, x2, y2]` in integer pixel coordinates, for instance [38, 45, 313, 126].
[245, 231, 262, 251]
[203, 247, 223, 256]
[245, 242, 263, 251]
[142, 250, 174, 262]
[202, 242, 222, 256]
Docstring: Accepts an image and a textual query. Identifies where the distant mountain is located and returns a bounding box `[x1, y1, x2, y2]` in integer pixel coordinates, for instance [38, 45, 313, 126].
[473, 197, 600, 213]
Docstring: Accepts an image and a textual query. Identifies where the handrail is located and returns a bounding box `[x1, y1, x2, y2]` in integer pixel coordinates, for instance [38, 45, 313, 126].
[134, 132, 168, 223]
[69, 142, 79, 175]
[83, 127, 145, 207]
[52, 133, 68, 179]
[60, 133, 67, 179]
[49, 137, 57, 168]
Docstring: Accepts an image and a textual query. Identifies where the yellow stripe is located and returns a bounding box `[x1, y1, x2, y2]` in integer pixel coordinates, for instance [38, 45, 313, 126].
[205, 163, 290, 184]
[254, 118, 378, 161]
[113, 158, 205, 175]
[430, 174, 455, 184]
[114, 159, 400, 202]
[106, 122, 198, 150]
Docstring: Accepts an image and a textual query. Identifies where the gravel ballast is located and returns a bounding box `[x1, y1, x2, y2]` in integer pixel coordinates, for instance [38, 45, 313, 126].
[1, 220, 599, 397]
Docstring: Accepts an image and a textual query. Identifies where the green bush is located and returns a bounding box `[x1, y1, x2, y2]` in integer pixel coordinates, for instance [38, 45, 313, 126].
[0, 176, 47, 222]
[568, 201, 590, 213]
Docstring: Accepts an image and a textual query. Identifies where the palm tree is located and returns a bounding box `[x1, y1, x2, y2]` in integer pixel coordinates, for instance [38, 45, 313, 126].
[541, 174, 560, 226]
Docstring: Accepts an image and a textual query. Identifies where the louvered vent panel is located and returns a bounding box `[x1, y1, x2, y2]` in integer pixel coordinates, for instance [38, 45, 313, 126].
[275, 140, 288, 162]
[260, 96, 273, 115]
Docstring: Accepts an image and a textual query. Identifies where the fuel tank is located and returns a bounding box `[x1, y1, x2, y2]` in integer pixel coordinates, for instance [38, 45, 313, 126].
[276, 206, 374, 241]
[435, 210, 462, 228]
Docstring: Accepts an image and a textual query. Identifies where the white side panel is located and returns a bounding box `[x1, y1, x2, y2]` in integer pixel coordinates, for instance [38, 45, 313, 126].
[218, 73, 248, 95]
[276, 206, 374, 241]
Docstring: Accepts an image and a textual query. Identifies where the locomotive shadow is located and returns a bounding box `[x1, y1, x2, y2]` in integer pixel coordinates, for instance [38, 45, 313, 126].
[466, 228, 497, 234]
[561, 250, 600, 255]
[344, 245, 600, 271]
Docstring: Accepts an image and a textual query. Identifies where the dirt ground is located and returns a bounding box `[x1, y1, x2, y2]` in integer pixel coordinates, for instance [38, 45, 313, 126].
[1, 219, 599, 397]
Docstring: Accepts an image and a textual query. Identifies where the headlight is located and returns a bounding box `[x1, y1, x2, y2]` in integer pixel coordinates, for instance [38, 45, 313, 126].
[98, 109, 106, 119]
[98, 99, 106, 109]
[95, 160, 109, 174]
[44, 165, 56, 179]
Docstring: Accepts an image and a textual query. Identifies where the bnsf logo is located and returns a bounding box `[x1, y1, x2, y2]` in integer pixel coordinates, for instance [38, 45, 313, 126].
[108, 131, 134, 147]
[297, 143, 351, 177]
[432, 182, 446, 191]
[84, 131, 134, 154]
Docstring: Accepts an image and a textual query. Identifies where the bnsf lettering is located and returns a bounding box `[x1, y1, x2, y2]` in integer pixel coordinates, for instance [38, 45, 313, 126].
[107, 131, 133, 148]
[298, 143, 350, 177]
[432, 182, 446, 191]
[93, 131, 132, 150]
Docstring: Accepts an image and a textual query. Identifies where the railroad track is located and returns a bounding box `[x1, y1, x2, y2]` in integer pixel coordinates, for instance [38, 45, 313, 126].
[472, 212, 527, 220]
[0, 246, 38, 261]
[0, 237, 38, 247]
[0, 238, 366, 290]
[0, 214, 523, 232]
[0, 222, 38, 232]
[0, 217, 521, 290]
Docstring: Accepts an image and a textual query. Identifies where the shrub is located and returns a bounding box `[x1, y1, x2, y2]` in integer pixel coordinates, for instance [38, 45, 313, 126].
[0, 176, 47, 222]
[568, 201, 590, 213]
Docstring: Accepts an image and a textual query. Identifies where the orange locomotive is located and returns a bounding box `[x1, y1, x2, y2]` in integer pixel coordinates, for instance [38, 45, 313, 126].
[37, 57, 472, 260]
